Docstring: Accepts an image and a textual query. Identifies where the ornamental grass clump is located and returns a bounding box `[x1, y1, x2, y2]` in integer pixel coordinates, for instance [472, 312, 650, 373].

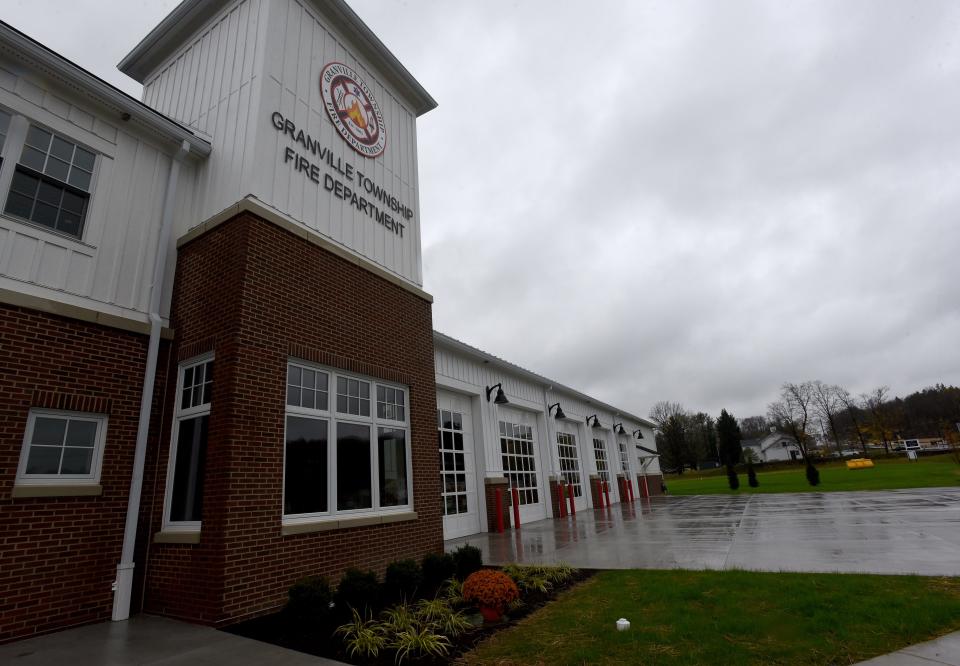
[462, 569, 519, 614]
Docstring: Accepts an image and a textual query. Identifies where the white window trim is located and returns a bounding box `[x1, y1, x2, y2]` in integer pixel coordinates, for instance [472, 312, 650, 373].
[282, 360, 413, 527]
[0, 110, 101, 245]
[162, 353, 214, 533]
[16, 408, 108, 486]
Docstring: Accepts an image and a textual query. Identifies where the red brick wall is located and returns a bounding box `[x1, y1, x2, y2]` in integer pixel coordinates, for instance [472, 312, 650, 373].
[0, 304, 149, 643]
[142, 212, 441, 625]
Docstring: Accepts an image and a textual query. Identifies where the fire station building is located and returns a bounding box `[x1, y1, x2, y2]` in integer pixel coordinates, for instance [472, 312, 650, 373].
[0, 0, 661, 643]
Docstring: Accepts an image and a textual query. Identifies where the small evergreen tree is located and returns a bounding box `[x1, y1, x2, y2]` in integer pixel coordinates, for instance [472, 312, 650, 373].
[747, 463, 759, 488]
[725, 464, 740, 490]
[716, 409, 743, 467]
[805, 463, 820, 486]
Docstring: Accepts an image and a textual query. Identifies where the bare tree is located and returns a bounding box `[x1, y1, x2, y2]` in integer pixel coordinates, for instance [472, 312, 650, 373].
[862, 386, 892, 454]
[648, 401, 686, 430]
[811, 381, 844, 456]
[836, 387, 869, 454]
[739, 415, 769, 439]
[768, 381, 821, 485]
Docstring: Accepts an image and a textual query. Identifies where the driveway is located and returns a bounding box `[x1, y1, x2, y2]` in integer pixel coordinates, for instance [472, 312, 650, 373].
[445, 487, 960, 575]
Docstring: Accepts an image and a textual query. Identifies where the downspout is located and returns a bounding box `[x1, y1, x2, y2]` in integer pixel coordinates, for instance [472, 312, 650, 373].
[112, 139, 191, 621]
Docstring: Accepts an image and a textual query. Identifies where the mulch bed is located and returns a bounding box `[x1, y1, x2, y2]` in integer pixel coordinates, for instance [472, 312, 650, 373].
[224, 568, 597, 665]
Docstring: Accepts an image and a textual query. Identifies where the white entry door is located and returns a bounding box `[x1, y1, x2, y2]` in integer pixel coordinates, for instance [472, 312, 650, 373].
[497, 407, 547, 524]
[556, 423, 588, 511]
[437, 391, 481, 539]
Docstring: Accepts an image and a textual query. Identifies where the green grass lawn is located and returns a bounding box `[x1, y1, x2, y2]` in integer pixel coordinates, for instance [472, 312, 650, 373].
[664, 455, 960, 495]
[463, 570, 960, 665]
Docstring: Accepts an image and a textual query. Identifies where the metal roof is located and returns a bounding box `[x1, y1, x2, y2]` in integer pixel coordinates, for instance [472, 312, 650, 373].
[118, 0, 437, 116]
[433, 331, 657, 429]
[0, 21, 211, 157]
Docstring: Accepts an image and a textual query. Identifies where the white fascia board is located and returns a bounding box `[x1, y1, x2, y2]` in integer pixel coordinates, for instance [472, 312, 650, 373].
[432, 330, 657, 429]
[0, 22, 211, 158]
[118, 0, 437, 116]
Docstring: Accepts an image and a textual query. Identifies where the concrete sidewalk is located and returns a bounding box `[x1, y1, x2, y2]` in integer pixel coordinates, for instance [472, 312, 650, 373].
[855, 631, 960, 665]
[0, 615, 344, 665]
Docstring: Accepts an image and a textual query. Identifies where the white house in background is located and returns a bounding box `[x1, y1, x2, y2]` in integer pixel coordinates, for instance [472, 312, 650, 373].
[742, 432, 802, 462]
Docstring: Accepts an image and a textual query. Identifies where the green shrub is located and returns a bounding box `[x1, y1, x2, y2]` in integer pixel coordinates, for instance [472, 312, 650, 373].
[805, 463, 821, 486]
[335, 608, 387, 659]
[286, 575, 332, 624]
[726, 465, 740, 490]
[747, 463, 759, 487]
[392, 625, 452, 663]
[443, 577, 465, 606]
[335, 568, 381, 616]
[421, 552, 456, 593]
[380, 603, 417, 635]
[451, 544, 483, 580]
[384, 559, 422, 603]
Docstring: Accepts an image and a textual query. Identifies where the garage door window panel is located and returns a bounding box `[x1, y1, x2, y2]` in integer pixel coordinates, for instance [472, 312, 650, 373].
[500, 420, 538, 505]
[438, 409, 468, 515]
[557, 432, 582, 497]
[593, 437, 610, 484]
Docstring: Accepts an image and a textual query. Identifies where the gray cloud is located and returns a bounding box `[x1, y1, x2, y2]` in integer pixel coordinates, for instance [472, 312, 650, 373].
[6, 0, 959, 420]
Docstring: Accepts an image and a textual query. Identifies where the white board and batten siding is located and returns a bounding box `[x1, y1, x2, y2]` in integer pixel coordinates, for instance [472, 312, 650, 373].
[0, 55, 198, 325]
[434, 337, 660, 535]
[138, 0, 425, 288]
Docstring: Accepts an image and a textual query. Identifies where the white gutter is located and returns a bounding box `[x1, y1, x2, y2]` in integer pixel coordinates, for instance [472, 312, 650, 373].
[112, 139, 190, 621]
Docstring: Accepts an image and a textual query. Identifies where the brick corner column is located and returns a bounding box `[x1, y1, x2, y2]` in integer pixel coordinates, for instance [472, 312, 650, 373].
[637, 473, 649, 498]
[616, 474, 627, 503]
[646, 473, 665, 496]
[547, 475, 563, 517]
[483, 477, 511, 531]
[588, 473, 602, 508]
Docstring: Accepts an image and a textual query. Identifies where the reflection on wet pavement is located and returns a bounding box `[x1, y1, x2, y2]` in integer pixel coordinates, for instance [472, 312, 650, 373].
[445, 488, 960, 575]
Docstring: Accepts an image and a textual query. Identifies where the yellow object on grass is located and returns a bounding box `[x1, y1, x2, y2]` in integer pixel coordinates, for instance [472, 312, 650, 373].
[846, 458, 875, 469]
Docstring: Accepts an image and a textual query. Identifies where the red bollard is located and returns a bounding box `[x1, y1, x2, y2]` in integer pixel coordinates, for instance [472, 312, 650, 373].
[603, 481, 612, 508]
[641, 475, 650, 499]
[511, 486, 521, 529]
[568, 485, 576, 515]
[495, 488, 505, 532]
[557, 483, 567, 518]
[627, 479, 635, 503]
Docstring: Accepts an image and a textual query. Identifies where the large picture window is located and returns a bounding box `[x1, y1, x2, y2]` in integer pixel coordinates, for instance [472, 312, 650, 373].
[284, 361, 411, 524]
[4, 124, 95, 239]
[16, 409, 107, 486]
[164, 357, 213, 530]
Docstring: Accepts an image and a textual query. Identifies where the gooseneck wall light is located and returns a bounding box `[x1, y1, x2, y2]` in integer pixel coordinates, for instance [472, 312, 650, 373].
[548, 402, 566, 420]
[586, 414, 601, 429]
[485, 383, 510, 405]
[613, 422, 625, 435]
[632, 429, 645, 439]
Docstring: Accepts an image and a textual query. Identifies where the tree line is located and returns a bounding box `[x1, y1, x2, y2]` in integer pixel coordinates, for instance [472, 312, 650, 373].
[650, 382, 960, 476]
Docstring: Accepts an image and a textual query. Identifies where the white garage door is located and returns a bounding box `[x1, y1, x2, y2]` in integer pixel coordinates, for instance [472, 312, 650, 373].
[497, 408, 546, 524]
[556, 423, 588, 511]
[436, 391, 481, 539]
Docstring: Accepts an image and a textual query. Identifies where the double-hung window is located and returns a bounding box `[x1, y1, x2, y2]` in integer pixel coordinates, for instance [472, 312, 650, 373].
[284, 361, 411, 525]
[16, 409, 107, 487]
[3, 120, 96, 239]
[163, 356, 214, 531]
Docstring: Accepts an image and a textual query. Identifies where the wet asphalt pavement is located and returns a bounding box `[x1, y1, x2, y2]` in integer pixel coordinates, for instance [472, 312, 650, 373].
[446, 488, 960, 575]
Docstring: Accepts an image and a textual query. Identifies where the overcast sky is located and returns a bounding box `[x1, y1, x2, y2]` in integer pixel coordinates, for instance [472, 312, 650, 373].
[5, 0, 959, 421]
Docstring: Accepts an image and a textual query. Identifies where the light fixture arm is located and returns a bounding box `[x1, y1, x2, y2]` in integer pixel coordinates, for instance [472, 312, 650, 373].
[485, 383, 502, 402]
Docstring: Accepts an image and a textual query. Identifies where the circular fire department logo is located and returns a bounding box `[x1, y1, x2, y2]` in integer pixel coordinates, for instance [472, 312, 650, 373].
[320, 62, 386, 158]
